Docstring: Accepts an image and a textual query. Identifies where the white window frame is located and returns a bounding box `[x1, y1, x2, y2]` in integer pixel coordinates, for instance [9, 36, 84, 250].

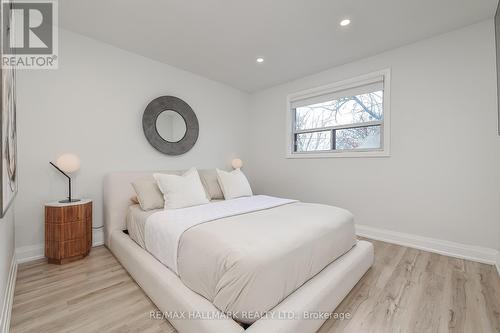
[286, 69, 391, 158]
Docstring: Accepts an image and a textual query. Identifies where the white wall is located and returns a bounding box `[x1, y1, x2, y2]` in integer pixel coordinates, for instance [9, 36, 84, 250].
[15, 29, 250, 256]
[0, 208, 15, 330]
[246, 20, 500, 252]
[13, 21, 500, 263]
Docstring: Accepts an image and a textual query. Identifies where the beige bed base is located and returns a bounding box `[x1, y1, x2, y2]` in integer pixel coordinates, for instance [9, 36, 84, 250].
[104, 172, 374, 333]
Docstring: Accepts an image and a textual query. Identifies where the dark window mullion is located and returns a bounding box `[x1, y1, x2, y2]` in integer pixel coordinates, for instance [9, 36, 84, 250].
[331, 129, 336, 150]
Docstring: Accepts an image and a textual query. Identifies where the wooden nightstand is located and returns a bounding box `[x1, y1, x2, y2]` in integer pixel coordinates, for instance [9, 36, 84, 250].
[45, 199, 92, 264]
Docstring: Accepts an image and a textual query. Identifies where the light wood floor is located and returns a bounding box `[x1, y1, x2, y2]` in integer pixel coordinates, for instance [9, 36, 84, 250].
[10, 239, 500, 333]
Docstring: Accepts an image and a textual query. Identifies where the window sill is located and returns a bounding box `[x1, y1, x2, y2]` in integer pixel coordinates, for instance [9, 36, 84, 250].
[286, 149, 390, 159]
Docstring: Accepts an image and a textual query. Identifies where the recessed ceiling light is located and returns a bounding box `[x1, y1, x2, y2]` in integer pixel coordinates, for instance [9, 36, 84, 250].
[340, 19, 351, 27]
[256, 57, 264, 63]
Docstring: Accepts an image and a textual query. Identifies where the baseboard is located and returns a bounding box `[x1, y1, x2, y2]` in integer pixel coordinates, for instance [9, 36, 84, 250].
[356, 224, 499, 265]
[15, 244, 44, 264]
[16, 229, 105, 264]
[0, 254, 17, 333]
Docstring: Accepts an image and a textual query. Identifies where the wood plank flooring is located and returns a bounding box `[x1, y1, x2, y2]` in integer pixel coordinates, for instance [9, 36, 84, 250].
[10, 239, 500, 333]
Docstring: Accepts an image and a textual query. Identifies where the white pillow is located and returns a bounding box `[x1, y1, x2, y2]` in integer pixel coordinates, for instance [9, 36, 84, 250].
[154, 168, 209, 209]
[216, 168, 253, 200]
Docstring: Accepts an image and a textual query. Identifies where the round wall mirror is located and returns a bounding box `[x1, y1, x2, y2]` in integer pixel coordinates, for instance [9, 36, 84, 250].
[155, 110, 187, 142]
[143, 96, 199, 155]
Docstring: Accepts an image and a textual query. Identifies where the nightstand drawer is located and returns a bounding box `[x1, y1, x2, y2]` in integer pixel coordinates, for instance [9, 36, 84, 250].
[60, 239, 85, 258]
[46, 220, 86, 241]
[45, 239, 85, 259]
[46, 205, 86, 223]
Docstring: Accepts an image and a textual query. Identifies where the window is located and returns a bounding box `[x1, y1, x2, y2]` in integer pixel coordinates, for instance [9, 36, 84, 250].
[287, 70, 390, 158]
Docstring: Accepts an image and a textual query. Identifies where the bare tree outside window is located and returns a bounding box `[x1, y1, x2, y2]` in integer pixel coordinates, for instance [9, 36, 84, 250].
[294, 90, 383, 152]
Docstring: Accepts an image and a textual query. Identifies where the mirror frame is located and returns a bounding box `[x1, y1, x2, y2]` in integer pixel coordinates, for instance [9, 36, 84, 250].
[143, 96, 199, 155]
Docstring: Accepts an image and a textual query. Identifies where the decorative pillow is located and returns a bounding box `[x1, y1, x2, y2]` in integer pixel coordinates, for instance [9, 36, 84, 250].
[216, 168, 253, 200]
[131, 180, 164, 210]
[199, 169, 224, 200]
[154, 168, 209, 209]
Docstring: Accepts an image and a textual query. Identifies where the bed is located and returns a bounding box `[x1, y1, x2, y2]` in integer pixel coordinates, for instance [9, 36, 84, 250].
[104, 171, 374, 333]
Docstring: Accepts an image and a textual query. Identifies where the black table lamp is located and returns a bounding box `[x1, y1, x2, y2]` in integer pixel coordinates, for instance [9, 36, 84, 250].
[49, 154, 81, 203]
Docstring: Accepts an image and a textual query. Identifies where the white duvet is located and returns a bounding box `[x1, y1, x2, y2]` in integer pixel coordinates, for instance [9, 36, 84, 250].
[145, 195, 296, 273]
[145, 195, 356, 324]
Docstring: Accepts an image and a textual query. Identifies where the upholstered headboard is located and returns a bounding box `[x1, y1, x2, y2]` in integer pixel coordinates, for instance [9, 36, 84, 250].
[103, 169, 222, 247]
[103, 171, 173, 246]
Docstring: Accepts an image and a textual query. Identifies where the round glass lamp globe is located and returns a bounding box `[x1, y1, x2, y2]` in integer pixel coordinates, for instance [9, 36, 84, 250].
[56, 154, 81, 173]
[231, 158, 243, 169]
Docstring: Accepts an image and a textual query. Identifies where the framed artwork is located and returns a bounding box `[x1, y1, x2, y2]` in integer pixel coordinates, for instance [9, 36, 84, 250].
[0, 1, 17, 217]
[496, 4, 500, 135]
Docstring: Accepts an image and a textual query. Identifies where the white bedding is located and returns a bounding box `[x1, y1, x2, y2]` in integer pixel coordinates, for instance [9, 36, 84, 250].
[144, 195, 356, 324]
[126, 205, 158, 248]
[126, 200, 226, 249]
[145, 195, 297, 273]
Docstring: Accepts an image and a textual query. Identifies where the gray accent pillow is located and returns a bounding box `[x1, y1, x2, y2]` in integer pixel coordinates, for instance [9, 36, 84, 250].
[132, 180, 164, 210]
[199, 169, 224, 200]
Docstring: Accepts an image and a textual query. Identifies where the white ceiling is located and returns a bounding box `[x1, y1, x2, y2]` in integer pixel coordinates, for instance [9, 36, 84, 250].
[59, 0, 498, 92]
